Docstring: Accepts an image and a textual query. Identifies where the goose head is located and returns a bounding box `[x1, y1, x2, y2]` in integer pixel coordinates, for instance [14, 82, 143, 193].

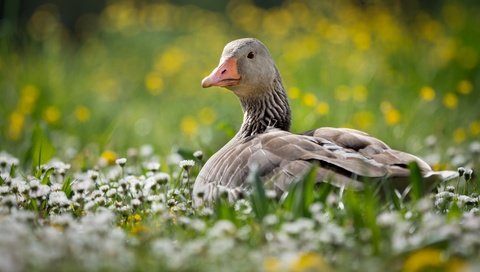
[201, 38, 279, 98]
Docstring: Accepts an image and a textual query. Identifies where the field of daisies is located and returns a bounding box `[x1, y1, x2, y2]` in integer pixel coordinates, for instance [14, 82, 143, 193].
[1, 0, 480, 271]
[1, 145, 480, 272]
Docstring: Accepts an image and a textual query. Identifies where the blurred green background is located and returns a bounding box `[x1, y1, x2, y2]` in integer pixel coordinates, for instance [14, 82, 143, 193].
[1, 0, 479, 168]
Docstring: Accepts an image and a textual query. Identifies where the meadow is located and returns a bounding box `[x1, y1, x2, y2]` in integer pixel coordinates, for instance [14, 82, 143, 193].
[0, 0, 480, 271]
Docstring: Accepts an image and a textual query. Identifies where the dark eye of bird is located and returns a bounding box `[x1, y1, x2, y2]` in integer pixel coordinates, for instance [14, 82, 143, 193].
[247, 52, 255, 59]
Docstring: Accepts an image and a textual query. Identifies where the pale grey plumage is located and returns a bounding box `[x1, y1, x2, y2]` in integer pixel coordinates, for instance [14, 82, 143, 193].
[193, 38, 457, 206]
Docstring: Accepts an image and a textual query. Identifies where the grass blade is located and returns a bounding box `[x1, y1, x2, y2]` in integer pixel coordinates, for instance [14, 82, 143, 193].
[408, 161, 424, 201]
[248, 165, 269, 221]
[282, 165, 317, 218]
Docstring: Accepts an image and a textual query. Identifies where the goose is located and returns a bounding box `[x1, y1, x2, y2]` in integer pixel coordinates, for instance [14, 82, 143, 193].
[192, 38, 457, 206]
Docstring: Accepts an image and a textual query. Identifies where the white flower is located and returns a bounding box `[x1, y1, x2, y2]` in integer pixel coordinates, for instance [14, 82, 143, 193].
[10, 178, 29, 193]
[106, 188, 117, 198]
[131, 198, 142, 207]
[435, 191, 455, 200]
[50, 183, 63, 191]
[115, 158, 127, 167]
[151, 202, 166, 213]
[72, 180, 94, 194]
[179, 160, 195, 170]
[45, 160, 71, 173]
[265, 189, 277, 199]
[87, 170, 99, 181]
[152, 173, 169, 186]
[189, 219, 207, 232]
[193, 150, 203, 160]
[50, 213, 73, 227]
[144, 161, 161, 172]
[377, 211, 400, 227]
[0, 152, 19, 176]
[99, 185, 109, 192]
[208, 220, 236, 238]
[457, 195, 478, 207]
[1, 194, 16, 207]
[30, 184, 50, 199]
[140, 145, 154, 157]
[470, 141, 480, 154]
[263, 214, 279, 226]
[0, 186, 10, 195]
[424, 135, 437, 148]
[48, 191, 70, 208]
[282, 219, 315, 235]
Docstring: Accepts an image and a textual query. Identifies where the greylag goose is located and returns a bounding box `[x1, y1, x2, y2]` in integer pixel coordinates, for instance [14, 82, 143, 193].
[193, 38, 457, 206]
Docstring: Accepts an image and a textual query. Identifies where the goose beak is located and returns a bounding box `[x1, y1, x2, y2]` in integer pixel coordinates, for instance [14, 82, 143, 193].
[201, 57, 241, 88]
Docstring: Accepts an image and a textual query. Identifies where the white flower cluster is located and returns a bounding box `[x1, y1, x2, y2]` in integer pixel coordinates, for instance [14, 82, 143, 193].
[0, 149, 480, 271]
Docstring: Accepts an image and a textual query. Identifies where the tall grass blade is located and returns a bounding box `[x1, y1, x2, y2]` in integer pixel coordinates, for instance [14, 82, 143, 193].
[248, 165, 269, 221]
[282, 166, 317, 218]
[408, 161, 424, 201]
[30, 124, 55, 168]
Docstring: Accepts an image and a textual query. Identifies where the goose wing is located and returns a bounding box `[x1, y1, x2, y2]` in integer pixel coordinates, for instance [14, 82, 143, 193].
[247, 128, 450, 192]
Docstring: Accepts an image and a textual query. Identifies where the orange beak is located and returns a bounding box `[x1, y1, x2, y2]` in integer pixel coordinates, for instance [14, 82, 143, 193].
[201, 57, 241, 88]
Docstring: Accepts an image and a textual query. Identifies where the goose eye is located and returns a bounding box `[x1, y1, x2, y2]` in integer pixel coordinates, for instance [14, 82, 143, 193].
[247, 52, 255, 59]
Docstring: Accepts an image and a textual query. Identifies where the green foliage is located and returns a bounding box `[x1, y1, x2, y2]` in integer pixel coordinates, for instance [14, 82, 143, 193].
[281, 166, 316, 218]
[30, 124, 55, 168]
[248, 165, 270, 221]
[408, 161, 424, 201]
[343, 186, 382, 253]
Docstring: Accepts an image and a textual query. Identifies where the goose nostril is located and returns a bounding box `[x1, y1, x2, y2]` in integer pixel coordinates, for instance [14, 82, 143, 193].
[221, 69, 227, 75]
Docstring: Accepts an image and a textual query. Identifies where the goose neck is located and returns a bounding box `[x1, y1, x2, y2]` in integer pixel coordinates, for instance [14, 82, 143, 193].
[237, 79, 291, 138]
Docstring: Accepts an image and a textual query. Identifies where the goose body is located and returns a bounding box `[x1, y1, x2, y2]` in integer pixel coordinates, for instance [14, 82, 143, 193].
[193, 38, 457, 206]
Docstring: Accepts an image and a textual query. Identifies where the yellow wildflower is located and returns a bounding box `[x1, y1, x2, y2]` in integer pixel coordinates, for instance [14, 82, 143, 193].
[198, 107, 217, 125]
[7, 111, 25, 140]
[334, 85, 350, 101]
[130, 224, 148, 235]
[144, 72, 164, 95]
[419, 86, 435, 101]
[262, 9, 292, 39]
[180, 116, 198, 137]
[133, 214, 142, 222]
[403, 248, 443, 272]
[19, 84, 39, 114]
[353, 111, 374, 130]
[316, 102, 329, 116]
[442, 92, 458, 109]
[43, 106, 61, 124]
[155, 47, 187, 75]
[446, 258, 468, 272]
[288, 87, 301, 100]
[352, 85, 368, 102]
[302, 92, 317, 107]
[403, 248, 467, 272]
[469, 121, 480, 136]
[74, 105, 91, 123]
[290, 252, 330, 272]
[381, 101, 401, 126]
[263, 256, 281, 272]
[457, 80, 473, 95]
[418, 15, 441, 42]
[353, 32, 371, 51]
[453, 128, 466, 144]
[433, 163, 448, 171]
[100, 150, 117, 166]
